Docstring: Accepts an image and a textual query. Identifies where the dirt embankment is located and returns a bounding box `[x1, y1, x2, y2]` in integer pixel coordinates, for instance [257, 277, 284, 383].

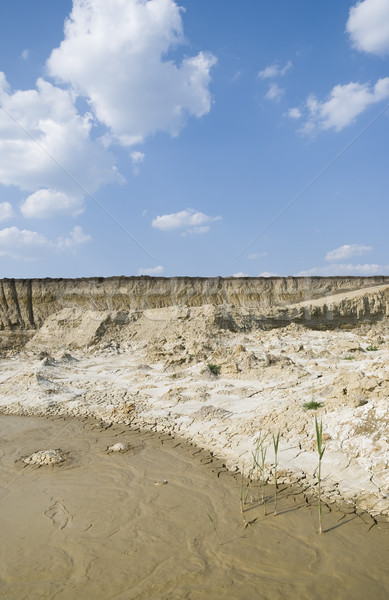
[0, 276, 389, 339]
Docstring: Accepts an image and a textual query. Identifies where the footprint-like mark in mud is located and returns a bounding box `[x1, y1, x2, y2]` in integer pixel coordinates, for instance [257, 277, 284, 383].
[45, 500, 72, 530]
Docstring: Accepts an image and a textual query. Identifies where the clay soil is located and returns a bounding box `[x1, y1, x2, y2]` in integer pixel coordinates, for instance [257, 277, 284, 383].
[0, 415, 388, 600]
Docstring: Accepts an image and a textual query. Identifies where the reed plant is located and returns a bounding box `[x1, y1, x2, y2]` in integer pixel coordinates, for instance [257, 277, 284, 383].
[315, 417, 326, 534]
[260, 442, 268, 514]
[273, 431, 280, 515]
[251, 430, 269, 514]
[240, 461, 248, 527]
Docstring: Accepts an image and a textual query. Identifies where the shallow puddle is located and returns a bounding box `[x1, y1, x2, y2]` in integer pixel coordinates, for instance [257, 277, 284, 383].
[0, 415, 388, 600]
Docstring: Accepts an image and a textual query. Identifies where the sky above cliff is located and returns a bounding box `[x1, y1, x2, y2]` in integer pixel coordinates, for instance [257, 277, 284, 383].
[0, 0, 388, 278]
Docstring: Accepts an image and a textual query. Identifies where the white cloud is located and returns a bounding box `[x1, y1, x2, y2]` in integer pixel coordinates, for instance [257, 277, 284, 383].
[0, 225, 91, 259]
[0, 74, 120, 211]
[347, 0, 389, 56]
[21, 49, 30, 60]
[152, 208, 221, 234]
[297, 263, 385, 276]
[258, 60, 292, 79]
[325, 244, 373, 262]
[21, 189, 84, 219]
[232, 272, 249, 277]
[58, 225, 92, 250]
[265, 83, 284, 102]
[138, 265, 164, 275]
[248, 252, 267, 259]
[130, 150, 146, 175]
[0, 202, 15, 222]
[301, 78, 389, 133]
[287, 107, 302, 119]
[47, 0, 216, 147]
[131, 151, 145, 165]
[258, 271, 280, 277]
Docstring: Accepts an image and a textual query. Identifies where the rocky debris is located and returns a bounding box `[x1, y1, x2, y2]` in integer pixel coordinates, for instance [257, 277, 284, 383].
[22, 449, 65, 466]
[107, 442, 129, 453]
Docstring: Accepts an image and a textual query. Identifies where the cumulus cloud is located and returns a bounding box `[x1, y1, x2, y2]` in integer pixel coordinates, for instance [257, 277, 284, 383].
[232, 272, 249, 277]
[21, 49, 30, 60]
[347, 0, 389, 56]
[287, 107, 302, 119]
[258, 60, 292, 79]
[47, 0, 216, 147]
[21, 189, 84, 219]
[58, 225, 92, 250]
[130, 150, 146, 175]
[325, 244, 373, 261]
[0, 1, 215, 231]
[138, 265, 164, 275]
[152, 208, 221, 234]
[0, 73, 120, 215]
[0, 225, 91, 259]
[0, 202, 15, 222]
[258, 271, 280, 277]
[297, 263, 385, 276]
[301, 78, 389, 133]
[265, 83, 284, 102]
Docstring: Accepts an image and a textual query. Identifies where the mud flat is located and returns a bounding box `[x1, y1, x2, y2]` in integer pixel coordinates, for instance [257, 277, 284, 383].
[0, 414, 388, 600]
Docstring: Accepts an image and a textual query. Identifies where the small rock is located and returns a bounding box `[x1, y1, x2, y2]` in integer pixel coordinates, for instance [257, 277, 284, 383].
[107, 442, 129, 453]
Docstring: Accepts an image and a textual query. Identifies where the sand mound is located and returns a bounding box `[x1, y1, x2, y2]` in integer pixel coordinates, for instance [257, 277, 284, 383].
[22, 449, 65, 466]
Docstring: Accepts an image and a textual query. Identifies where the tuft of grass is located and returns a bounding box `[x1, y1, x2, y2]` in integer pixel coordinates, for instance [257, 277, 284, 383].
[207, 363, 221, 376]
[303, 400, 323, 411]
[366, 345, 378, 352]
[343, 355, 355, 360]
[315, 417, 326, 534]
[273, 432, 280, 516]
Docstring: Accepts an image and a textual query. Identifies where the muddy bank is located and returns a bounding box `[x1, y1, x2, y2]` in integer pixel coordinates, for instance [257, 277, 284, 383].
[0, 415, 388, 600]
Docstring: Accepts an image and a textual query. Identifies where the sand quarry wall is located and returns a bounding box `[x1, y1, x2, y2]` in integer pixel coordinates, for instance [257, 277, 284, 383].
[0, 276, 389, 334]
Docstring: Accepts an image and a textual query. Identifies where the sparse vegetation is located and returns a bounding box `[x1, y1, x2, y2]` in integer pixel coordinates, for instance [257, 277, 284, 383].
[239, 461, 248, 528]
[343, 355, 355, 360]
[315, 417, 326, 534]
[366, 345, 378, 352]
[207, 363, 221, 376]
[303, 400, 323, 411]
[273, 431, 280, 516]
[252, 430, 269, 514]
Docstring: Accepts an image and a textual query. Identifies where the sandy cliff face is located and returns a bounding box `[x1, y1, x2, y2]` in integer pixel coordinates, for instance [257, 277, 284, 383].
[1, 276, 389, 333]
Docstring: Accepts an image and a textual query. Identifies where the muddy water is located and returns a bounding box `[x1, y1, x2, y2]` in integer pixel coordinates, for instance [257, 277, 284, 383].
[0, 416, 388, 600]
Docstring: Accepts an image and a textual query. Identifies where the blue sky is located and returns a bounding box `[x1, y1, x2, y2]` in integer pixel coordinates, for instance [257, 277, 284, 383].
[0, 0, 388, 278]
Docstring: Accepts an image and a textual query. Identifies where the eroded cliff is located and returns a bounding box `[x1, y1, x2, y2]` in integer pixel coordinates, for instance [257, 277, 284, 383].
[1, 275, 389, 334]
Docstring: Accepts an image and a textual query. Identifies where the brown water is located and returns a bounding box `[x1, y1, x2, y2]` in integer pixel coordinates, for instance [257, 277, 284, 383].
[0, 415, 388, 600]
